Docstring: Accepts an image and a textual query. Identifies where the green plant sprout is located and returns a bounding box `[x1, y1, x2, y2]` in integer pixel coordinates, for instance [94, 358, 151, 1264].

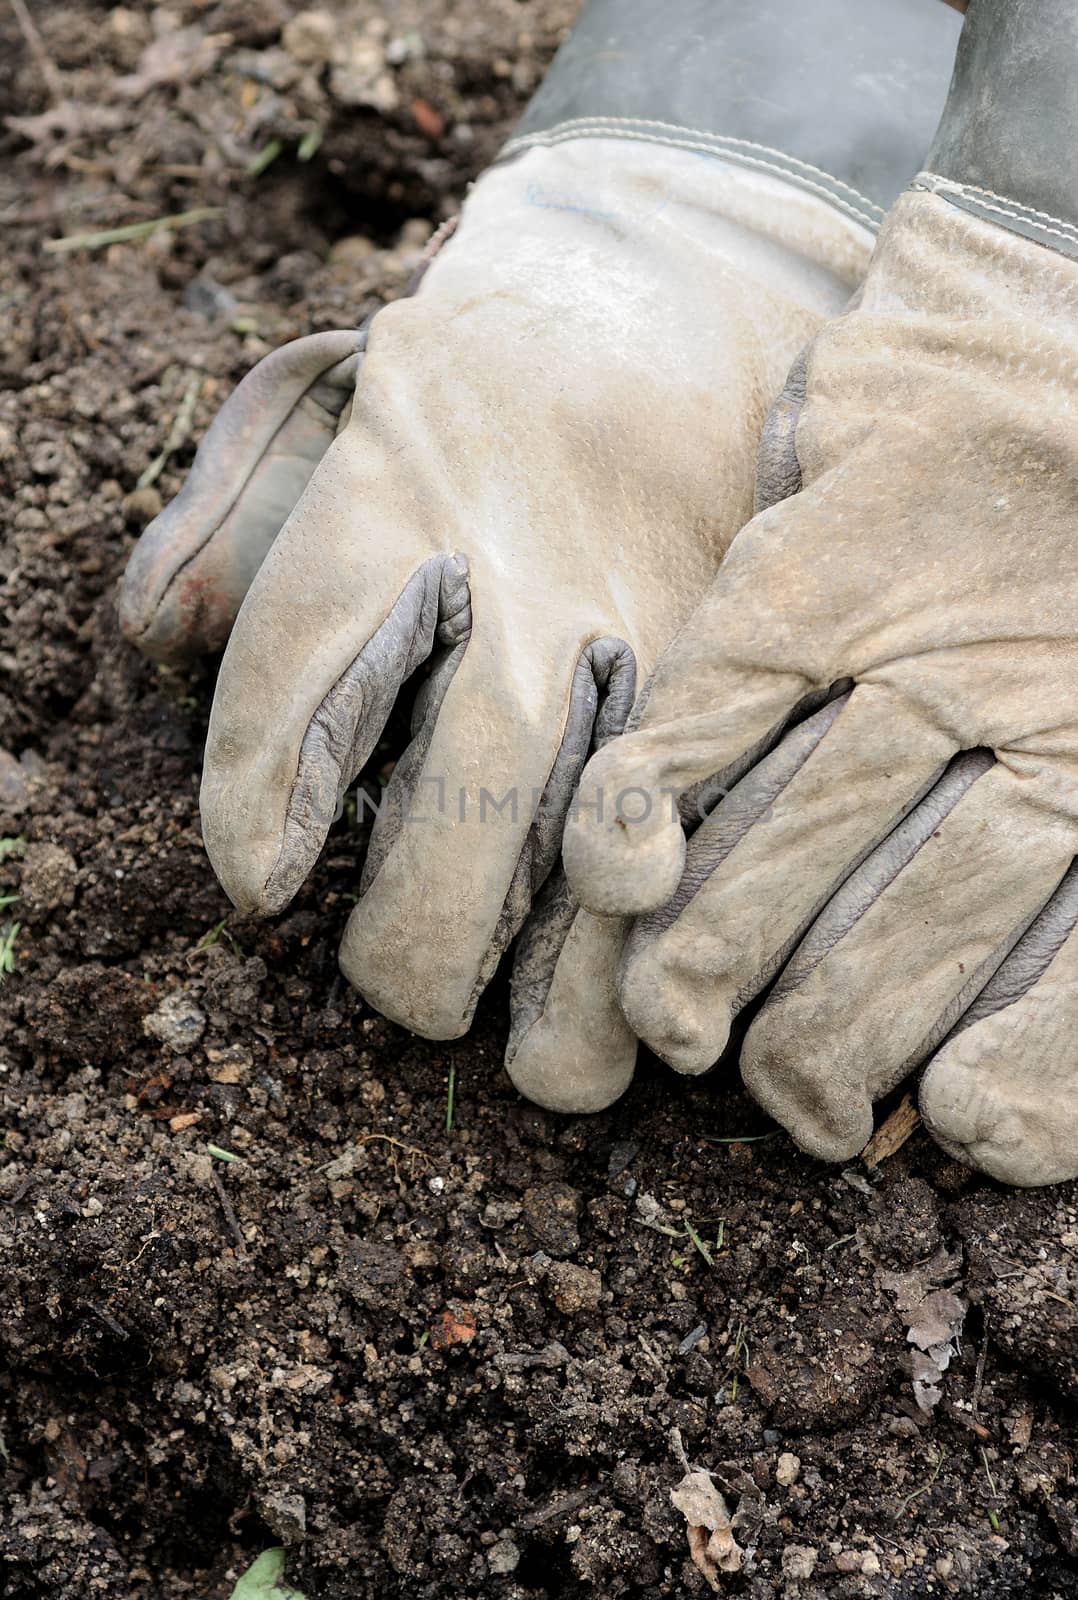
[0, 922, 20, 980]
[229, 1549, 306, 1600]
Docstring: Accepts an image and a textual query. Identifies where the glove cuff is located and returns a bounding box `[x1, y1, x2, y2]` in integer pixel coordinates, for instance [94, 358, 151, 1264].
[917, 0, 1078, 260]
[503, 0, 962, 233]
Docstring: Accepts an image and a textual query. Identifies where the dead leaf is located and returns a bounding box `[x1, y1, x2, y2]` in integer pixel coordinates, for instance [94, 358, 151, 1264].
[905, 1289, 966, 1414]
[882, 1255, 967, 1415]
[135, 1069, 172, 1103]
[670, 1470, 743, 1589]
[880, 1244, 963, 1313]
[210, 1062, 246, 1085]
[1006, 1410, 1034, 1450]
[907, 1289, 966, 1351]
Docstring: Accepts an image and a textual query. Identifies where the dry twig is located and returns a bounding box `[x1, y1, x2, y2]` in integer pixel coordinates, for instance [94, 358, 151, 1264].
[9, 0, 65, 104]
[861, 1093, 921, 1168]
[43, 206, 222, 256]
[210, 1166, 248, 1258]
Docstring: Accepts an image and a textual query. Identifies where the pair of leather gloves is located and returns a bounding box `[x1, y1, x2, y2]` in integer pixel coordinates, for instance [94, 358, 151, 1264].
[121, 0, 1078, 1187]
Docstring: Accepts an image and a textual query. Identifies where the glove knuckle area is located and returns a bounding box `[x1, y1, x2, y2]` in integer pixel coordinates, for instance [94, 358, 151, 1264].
[740, 753, 1078, 1162]
[616, 684, 951, 1076]
[565, 556, 832, 906]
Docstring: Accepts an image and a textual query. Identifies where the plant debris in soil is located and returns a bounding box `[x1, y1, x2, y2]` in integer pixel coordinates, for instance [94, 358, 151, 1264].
[2, 3, 1077, 1598]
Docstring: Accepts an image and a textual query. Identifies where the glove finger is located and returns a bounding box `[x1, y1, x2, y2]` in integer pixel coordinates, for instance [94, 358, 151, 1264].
[199, 396, 464, 915]
[920, 860, 1078, 1187]
[618, 685, 956, 1075]
[119, 329, 361, 662]
[741, 756, 1078, 1162]
[204, 547, 467, 915]
[339, 621, 638, 1039]
[505, 870, 637, 1114]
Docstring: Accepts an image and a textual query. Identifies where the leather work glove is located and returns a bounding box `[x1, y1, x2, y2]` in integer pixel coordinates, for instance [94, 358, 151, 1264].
[565, 0, 1078, 1185]
[120, 0, 959, 1106]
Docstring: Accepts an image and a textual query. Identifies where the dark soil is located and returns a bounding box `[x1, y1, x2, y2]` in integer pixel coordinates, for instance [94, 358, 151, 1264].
[2, 4, 1077, 1597]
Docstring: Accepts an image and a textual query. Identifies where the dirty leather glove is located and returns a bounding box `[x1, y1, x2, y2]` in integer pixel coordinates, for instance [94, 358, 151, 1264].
[120, 0, 958, 1103]
[565, 0, 1078, 1185]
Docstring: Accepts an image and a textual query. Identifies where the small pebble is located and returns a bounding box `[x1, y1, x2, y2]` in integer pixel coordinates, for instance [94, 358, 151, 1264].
[261, 1489, 306, 1543]
[331, 235, 378, 269]
[782, 1544, 818, 1581]
[0, 749, 28, 811]
[143, 991, 206, 1052]
[776, 1452, 801, 1487]
[330, 36, 398, 112]
[282, 8, 336, 65]
[546, 1260, 601, 1314]
[123, 485, 163, 525]
[184, 274, 238, 321]
[487, 1538, 520, 1575]
[18, 841, 77, 918]
[607, 1138, 639, 1178]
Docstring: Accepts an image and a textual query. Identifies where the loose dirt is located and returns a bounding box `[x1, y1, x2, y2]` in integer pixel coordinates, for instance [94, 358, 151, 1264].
[2, 4, 1076, 1597]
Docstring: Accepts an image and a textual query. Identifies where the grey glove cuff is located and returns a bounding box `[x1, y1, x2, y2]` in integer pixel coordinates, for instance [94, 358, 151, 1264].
[504, 0, 963, 228]
[917, 0, 1078, 259]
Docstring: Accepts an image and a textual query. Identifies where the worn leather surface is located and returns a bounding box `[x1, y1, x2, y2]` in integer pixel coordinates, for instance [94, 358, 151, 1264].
[921, 862, 1078, 1186]
[566, 188, 1078, 1183]
[120, 138, 873, 1082]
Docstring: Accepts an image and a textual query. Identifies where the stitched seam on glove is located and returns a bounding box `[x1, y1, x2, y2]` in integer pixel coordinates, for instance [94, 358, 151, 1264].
[504, 115, 886, 210]
[499, 120, 883, 233]
[912, 171, 1078, 253]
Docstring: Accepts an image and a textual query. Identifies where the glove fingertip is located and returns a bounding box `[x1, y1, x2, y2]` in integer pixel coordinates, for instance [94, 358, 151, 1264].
[506, 1013, 637, 1114]
[119, 499, 235, 664]
[563, 807, 685, 916]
